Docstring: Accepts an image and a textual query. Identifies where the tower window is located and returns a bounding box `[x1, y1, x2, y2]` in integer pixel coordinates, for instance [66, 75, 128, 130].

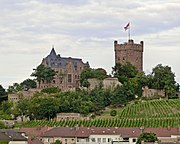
[68, 74, 72, 83]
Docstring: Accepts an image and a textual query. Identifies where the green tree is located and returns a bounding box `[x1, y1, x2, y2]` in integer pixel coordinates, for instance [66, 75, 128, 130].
[0, 85, 7, 103]
[0, 121, 5, 129]
[41, 87, 60, 94]
[20, 78, 37, 89]
[151, 64, 177, 98]
[53, 140, 62, 144]
[137, 132, 158, 144]
[110, 109, 117, 117]
[7, 83, 23, 93]
[80, 68, 107, 87]
[31, 64, 56, 88]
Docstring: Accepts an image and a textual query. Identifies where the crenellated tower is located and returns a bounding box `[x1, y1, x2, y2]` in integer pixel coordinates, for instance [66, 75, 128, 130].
[114, 39, 144, 71]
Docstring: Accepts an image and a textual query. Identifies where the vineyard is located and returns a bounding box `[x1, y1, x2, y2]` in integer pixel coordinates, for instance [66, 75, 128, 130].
[17, 99, 180, 128]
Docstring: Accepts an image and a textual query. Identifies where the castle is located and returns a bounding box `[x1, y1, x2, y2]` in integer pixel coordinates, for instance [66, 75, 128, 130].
[114, 39, 144, 71]
[38, 48, 89, 91]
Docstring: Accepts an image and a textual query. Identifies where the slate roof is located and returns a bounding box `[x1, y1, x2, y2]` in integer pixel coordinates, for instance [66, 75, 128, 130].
[43, 48, 89, 68]
[0, 129, 27, 141]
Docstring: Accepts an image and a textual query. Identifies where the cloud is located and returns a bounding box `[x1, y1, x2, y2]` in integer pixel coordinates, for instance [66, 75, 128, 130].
[0, 0, 180, 88]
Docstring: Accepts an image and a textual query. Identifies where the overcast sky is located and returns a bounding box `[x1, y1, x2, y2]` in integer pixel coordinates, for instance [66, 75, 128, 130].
[0, 0, 180, 88]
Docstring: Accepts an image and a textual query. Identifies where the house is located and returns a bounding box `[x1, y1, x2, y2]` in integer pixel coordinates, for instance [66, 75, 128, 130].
[8, 88, 41, 103]
[39, 48, 89, 91]
[0, 129, 28, 144]
[39, 127, 180, 144]
[76, 127, 139, 144]
[86, 77, 122, 90]
[56, 113, 82, 121]
[20, 127, 50, 144]
[142, 86, 165, 97]
[41, 127, 76, 144]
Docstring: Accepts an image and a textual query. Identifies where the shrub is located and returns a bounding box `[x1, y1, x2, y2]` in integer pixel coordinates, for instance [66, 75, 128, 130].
[110, 110, 117, 117]
[41, 87, 60, 94]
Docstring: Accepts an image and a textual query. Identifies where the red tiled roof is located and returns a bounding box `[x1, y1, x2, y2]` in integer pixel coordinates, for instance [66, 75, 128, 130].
[41, 127, 76, 137]
[76, 127, 141, 138]
[144, 127, 180, 137]
[37, 127, 180, 138]
[20, 127, 50, 137]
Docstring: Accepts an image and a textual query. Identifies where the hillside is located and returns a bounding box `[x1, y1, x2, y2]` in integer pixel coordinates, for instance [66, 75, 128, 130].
[100, 99, 180, 119]
[18, 99, 180, 128]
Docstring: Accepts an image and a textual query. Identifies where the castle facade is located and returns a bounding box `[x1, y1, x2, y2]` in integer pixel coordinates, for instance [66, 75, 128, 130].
[39, 48, 89, 91]
[114, 39, 144, 71]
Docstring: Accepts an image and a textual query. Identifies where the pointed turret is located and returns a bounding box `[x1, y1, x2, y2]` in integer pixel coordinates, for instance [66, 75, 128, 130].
[49, 46, 56, 56]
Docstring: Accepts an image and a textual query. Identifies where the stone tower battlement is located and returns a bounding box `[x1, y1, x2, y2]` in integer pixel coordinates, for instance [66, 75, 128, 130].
[114, 39, 144, 71]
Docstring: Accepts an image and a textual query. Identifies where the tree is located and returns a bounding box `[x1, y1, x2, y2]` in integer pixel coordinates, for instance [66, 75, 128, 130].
[0, 121, 5, 129]
[112, 62, 138, 84]
[0, 85, 7, 103]
[110, 109, 117, 117]
[20, 79, 37, 89]
[53, 140, 62, 144]
[80, 68, 107, 87]
[7, 83, 23, 93]
[137, 132, 158, 144]
[31, 64, 56, 88]
[151, 64, 177, 98]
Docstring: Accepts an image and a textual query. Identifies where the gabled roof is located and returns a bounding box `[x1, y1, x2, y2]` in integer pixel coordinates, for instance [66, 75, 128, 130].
[41, 127, 76, 138]
[43, 48, 89, 69]
[144, 128, 180, 137]
[39, 127, 180, 139]
[0, 129, 27, 141]
[20, 127, 50, 137]
[75, 127, 141, 138]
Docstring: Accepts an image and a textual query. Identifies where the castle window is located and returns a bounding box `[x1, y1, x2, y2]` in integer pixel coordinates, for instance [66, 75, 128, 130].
[68, 74, 72, 83]
[53, 80, 55, 83]
[75, 65, 77, 70]
[123, 57, 125, 60]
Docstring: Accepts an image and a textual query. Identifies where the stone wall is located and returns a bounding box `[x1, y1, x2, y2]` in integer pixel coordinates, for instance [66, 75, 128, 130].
[114, 39, 143, 71]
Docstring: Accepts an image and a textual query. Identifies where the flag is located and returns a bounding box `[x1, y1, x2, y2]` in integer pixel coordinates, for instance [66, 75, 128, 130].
[124, 23, 130, 31]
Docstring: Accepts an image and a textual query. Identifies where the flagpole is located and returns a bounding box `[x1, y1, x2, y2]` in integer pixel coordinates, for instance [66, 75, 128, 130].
[128, 23, 130, 40]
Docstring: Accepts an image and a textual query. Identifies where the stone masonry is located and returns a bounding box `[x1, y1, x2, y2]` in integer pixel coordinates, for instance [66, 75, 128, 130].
[39, 48, 89, 91]
[114, 39, 144, 71]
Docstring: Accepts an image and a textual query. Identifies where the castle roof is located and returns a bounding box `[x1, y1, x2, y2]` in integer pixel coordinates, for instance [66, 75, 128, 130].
[43, 48, 89, 69]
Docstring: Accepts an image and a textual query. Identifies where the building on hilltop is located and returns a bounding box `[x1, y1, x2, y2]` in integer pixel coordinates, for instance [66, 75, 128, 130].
[114, 39, 144, 71]
[39, 47, 90, 91]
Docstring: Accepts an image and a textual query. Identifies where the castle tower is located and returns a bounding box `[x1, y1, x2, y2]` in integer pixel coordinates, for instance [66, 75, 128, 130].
[114, 39, 144, 71]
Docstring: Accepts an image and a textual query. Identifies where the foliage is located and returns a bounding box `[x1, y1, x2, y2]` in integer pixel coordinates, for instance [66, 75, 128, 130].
[14, 98, 180, 128]
[80, 68, 107, 87]
[110, 110, 117, 117]
[53, 140, 62, 144]
[0, 121, 5, 129]
[31, 64, 56, 88]
[41, 87, 60, 94]
[0, 101, 13, 114]
[137, 132, 158, 144]
[151, 64, 177, 98]
[7, 83, 23, 93]
[0, 85, 7, 103]
[112, 62, 138, 84]
[20, 78, 37, 89]
[0, 141, 8, 144]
